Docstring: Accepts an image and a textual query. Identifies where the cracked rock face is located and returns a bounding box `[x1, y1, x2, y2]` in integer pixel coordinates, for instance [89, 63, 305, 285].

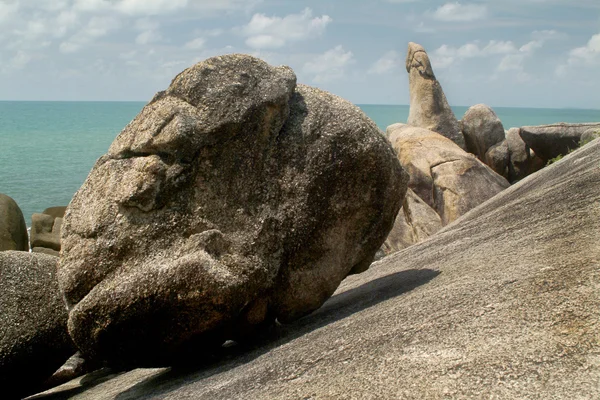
[387, 123, 508, 225]
[59, 54, 407, 367]
[406, 42, 465, 150]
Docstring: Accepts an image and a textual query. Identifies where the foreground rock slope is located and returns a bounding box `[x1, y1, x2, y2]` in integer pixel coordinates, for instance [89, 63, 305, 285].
[34, 137, 600, 399]
[58, 54, 406, 367]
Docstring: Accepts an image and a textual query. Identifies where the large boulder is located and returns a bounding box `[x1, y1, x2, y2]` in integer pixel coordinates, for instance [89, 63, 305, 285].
[461, 104, 505, 161]
[31, 126, 600, 400]
[505, 127, 544, 182]
[0, 194, 28, 251]
[0, 251, 74, 399]
[379, 188, 443, 257]
[58, 54, 407, 367]
[387, 123, 509, 225]
[406, 42, 465, 150]
[520, 122, 600, 162]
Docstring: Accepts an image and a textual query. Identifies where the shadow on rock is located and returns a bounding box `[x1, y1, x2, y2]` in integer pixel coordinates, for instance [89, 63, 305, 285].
[104, 268, 440, 400]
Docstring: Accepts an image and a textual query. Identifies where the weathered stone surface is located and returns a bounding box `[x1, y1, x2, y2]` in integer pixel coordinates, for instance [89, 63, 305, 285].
[31, 214, 62, 252]
[581, 128, 600, 144]
[387, 123, 509, 225]
[505, 127, 544, 182]
[42, 206, 67, 219]
[379, 188, 442, 257]
[58, 54, 407, 367]
[32, 135, 600, 400]
[484, 139, 510, 179]
[520, 122, 600, 161]
[0, 251, 74, 400]
[0, 193, 28, 251]
[461, 104, 505, 160]
[406, 42, 465, 150]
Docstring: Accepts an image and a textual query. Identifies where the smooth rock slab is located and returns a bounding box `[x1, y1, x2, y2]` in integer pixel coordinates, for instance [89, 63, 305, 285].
[0, 251, 74, 400]
[32, 133, 600, 400]
[58, 54, 406, 367]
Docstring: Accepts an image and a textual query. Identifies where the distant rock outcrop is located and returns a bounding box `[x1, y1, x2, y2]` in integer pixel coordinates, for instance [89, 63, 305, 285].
[0, 194, 28, 252]
[30, 213, 62, 255]
[58, 54, 407, 367]
[520, 122, 600, 162]
[0, 251, 74, 400]
[406, 42, 465, 150]
[505, 127, 544, 182]
[33, 121, 600, 400]
[461, 104, 506, 162]
[387, 123, 509, 225]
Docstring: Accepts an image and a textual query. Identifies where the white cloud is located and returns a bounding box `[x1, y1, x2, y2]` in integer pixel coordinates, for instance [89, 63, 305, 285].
[185, 37, 206, 50]
[303, 45, 354, 83]
[432, 2, 488, 22]
[431, 40, 516, 68]
[556, 32, 600, 76]
[59, 16, 120, 53]
[368, 51, 402, 75]
[241, 8, 332, 50]
[134, 18, 161, 45]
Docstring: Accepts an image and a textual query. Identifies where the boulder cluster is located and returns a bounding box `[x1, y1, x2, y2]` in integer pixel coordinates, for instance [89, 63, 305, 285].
[1, 46, 599, 399]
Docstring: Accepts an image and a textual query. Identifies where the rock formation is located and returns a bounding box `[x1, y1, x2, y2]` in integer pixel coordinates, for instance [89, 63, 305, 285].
[0, 251, 74, 399]
[461, 104, 506, 161]
[484, 139, 510, 179]
[42, 206, 67, 219]
[520, 122, 600, 162]
[379, 188, 443, 257]
[0, 194, 28, 251]
[505, 127, 544, 182]
[30, 213, 62, 256]
[33, 121, 600, 400]
[387, 123, 509, 225]
[406, 42, 465, 150]
[58, 54, 407, 367]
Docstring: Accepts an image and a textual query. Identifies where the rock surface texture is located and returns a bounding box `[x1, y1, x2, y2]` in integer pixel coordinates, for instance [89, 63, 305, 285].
[33, 121, 600, 400]
[505, 127, 544, 182]
[31, 213, 62, 253]
[0, 193, 29, 251]
[461, 104, 505, 161]
[520, 122, 600, 161]
[406, 42, 465, 150]
[387, 123, 509, 225]
[0, 251, 74, 400]
[379, 188, 443, 257]
[58, 54, 407, 367]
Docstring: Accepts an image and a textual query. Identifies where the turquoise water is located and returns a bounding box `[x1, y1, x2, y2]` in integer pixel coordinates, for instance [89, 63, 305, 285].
[1, 101, 598, 225]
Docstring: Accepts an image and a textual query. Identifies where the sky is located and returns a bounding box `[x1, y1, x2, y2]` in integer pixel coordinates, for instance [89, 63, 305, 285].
[1, 0, 599, 109]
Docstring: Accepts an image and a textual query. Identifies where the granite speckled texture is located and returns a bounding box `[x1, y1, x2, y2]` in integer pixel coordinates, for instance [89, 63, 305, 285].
[32, 116, 600, 400]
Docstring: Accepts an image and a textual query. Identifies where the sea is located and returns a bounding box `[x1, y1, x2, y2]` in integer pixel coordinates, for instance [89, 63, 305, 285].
[1, 101, 598, 226]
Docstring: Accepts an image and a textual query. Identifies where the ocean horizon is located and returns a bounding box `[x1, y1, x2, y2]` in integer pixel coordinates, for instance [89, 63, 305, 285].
[1, 100, 598, 225]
